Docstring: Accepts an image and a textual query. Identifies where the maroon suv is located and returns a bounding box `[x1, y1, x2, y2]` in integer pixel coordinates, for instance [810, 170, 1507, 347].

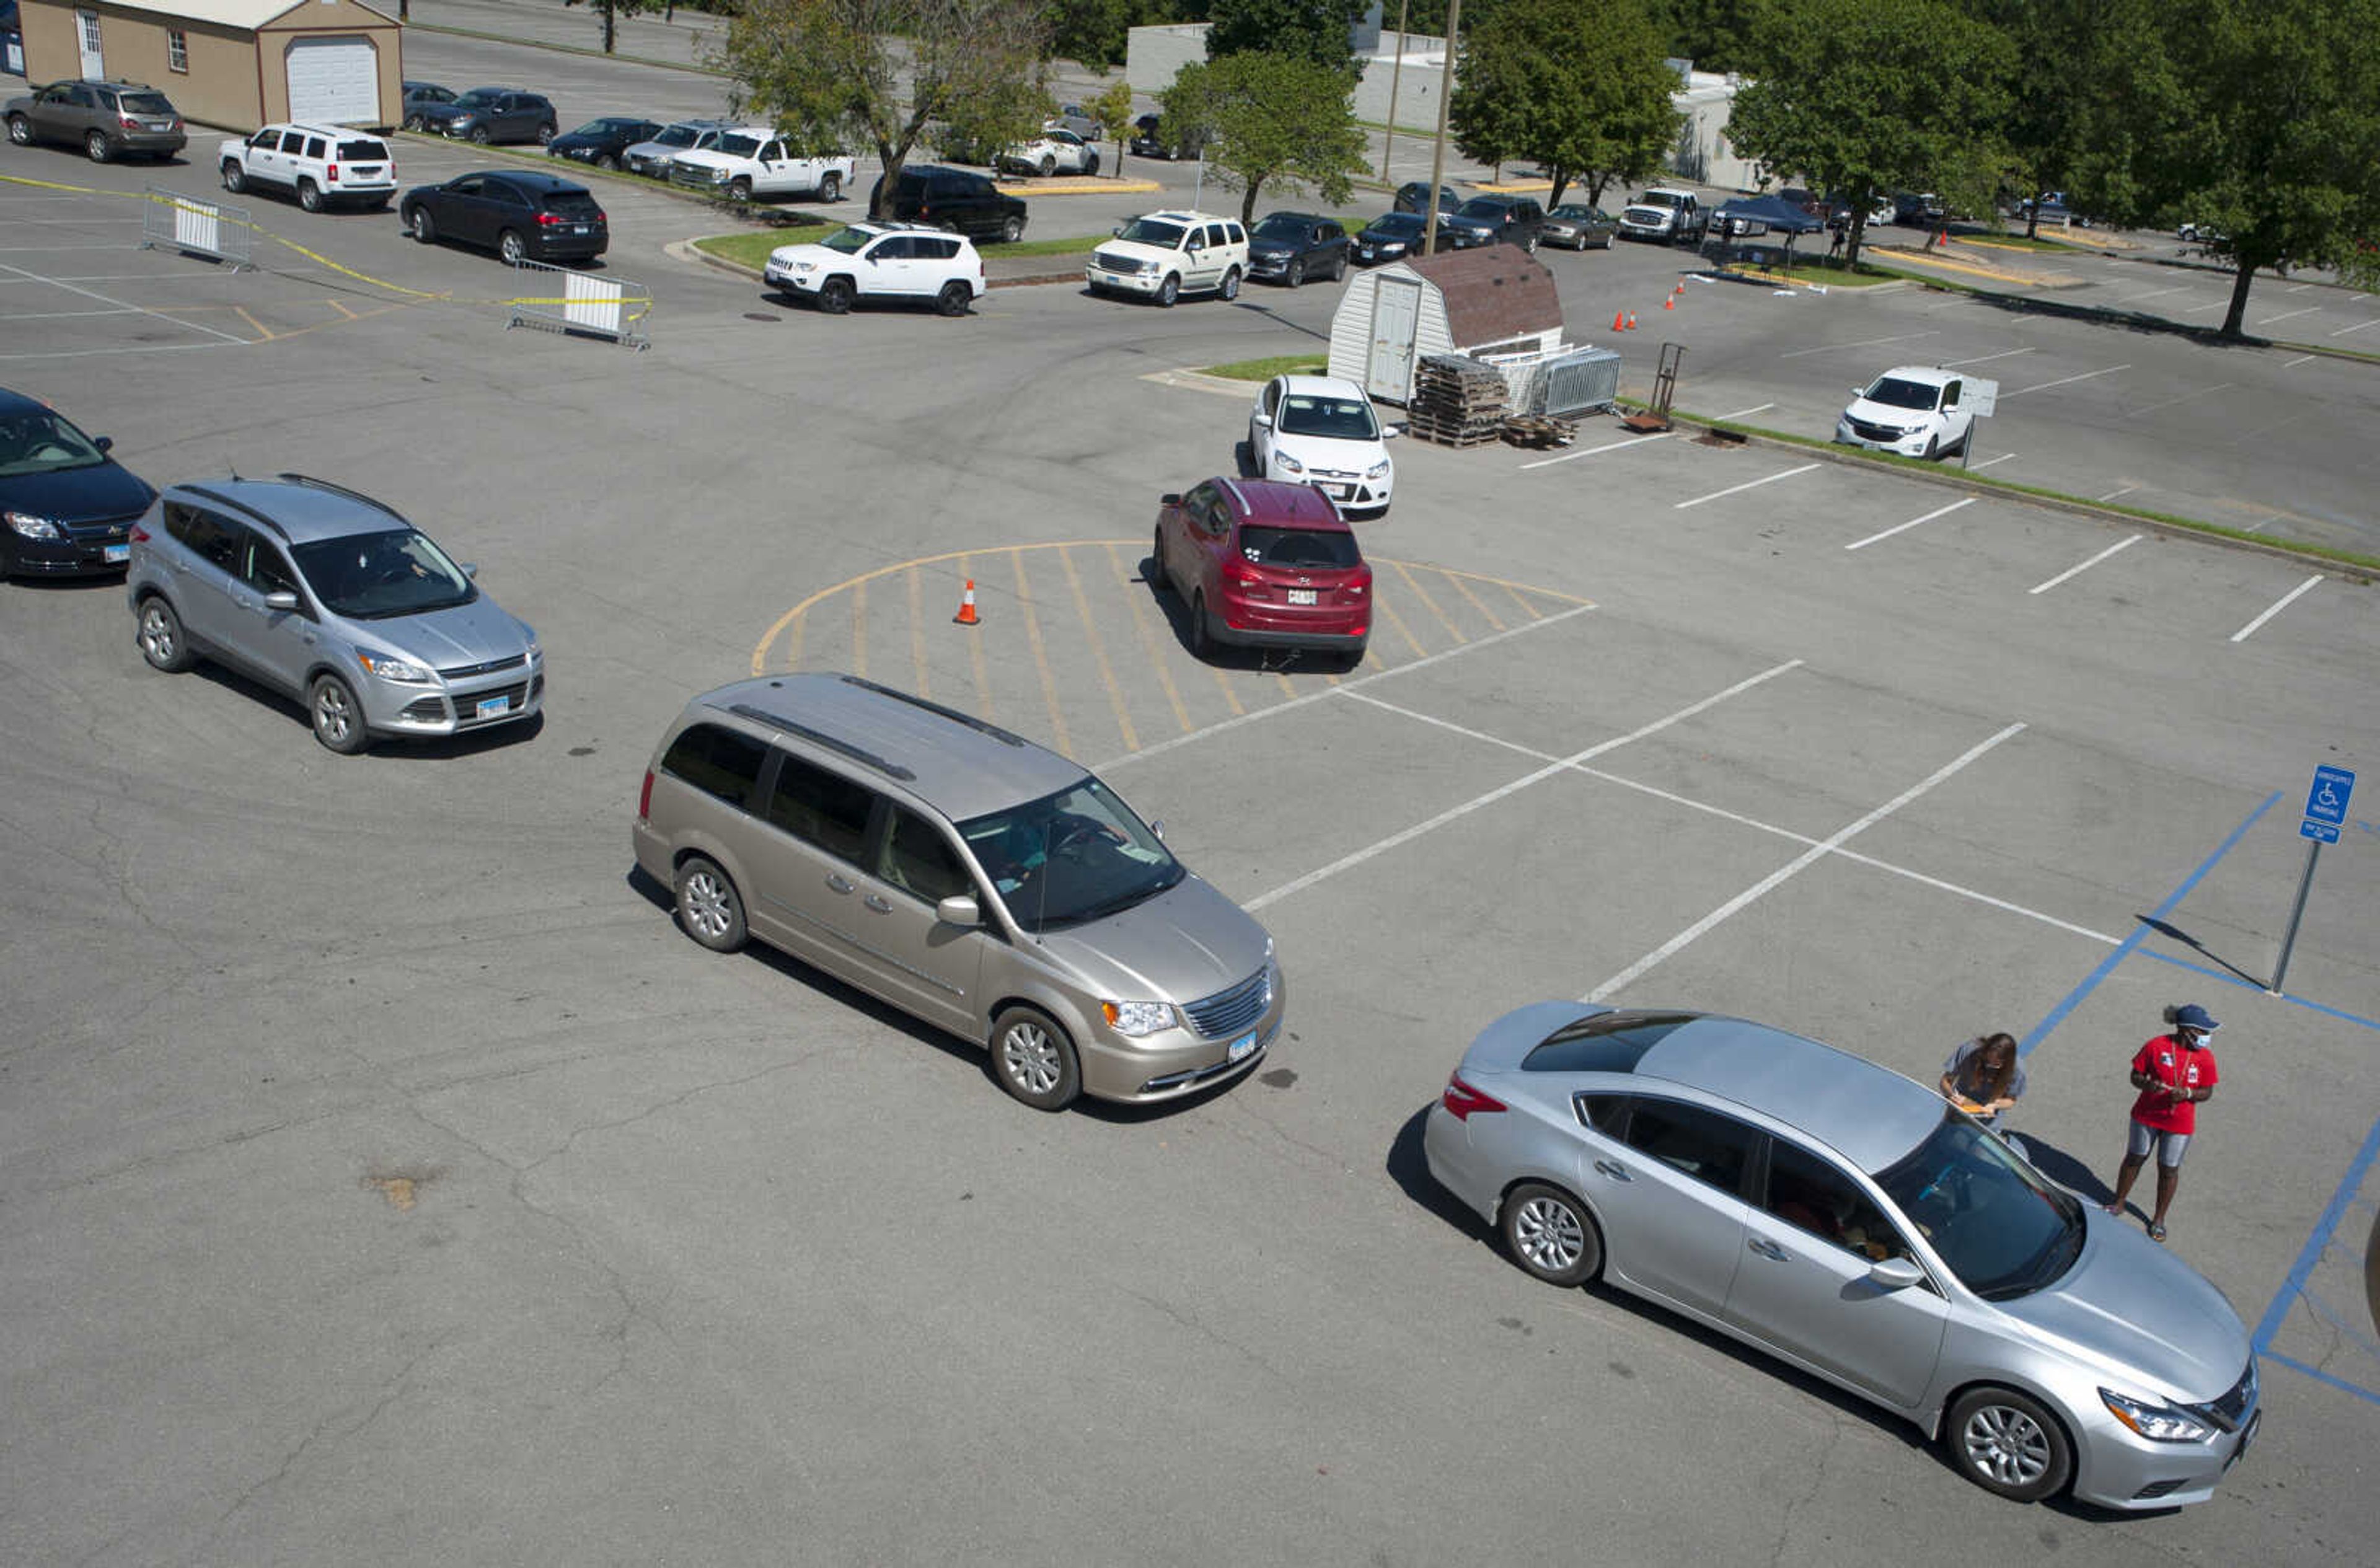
[1153, 477, 1372, 666]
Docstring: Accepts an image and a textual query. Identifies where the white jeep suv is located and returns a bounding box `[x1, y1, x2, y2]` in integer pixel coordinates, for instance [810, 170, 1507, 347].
[764, 222, 985, 316]
[1087, 210, 1249, 306]
[218, 123, 398, 212]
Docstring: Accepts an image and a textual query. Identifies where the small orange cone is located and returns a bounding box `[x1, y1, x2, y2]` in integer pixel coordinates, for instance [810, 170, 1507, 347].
[953, 579, 979, 627]
[1664, 294, 1675, 309]
[1612, 310, 1625, 331]
[1626, 312, 1638, 330]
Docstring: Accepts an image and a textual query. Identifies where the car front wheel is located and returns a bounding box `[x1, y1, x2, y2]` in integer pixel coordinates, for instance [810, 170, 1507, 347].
[1946, 1387, 2073, 1503]
[136, 596, 195, 673]
[1501, 1182, 1603, 1287]
[1285, 257, 1305, 288]
[674, 855, 748, 953]
[6, 115, 31, 147]
[991, 1005, 1081, 1111]
[309, 672, 370, 754]
[220, 161, 247, 194]
[1157, 273, 1180, 307]
[407, 205, 436, 244]
[818, 276, 855, 314]
[467, 125, 491, 145]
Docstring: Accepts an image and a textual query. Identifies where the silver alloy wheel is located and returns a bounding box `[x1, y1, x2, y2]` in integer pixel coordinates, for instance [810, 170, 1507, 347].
[7, 116, 31, 146]
[1960, 1402, 2053, 1489]
[681, 868, 734, 941]
[1000, 1017, 1064, 1096]
[1511, 1194, 1587, 1274]
[313, 679, 355, 744]
[138, 602, 176, 665]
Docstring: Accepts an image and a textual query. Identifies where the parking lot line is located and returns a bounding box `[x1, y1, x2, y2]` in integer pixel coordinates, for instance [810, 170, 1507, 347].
[1675, 462, 1820, 510]
[2329, 318, 2379, 337]
[1440, 570, 1506, 632]
[1845, 497, 1975, 551]
[2004, 364, 2130, 397]
[1008, 547, 1070, 757]
[1389, 560, 1466, 645]
[1940, 347, 2035, 368]
[2029, 534, 2142, 594]
[1970, 453, 2016, 470]
[1714, 403, 1774, 420]
[1584, 723, 2027, 1002]
[2229, 575, 2322, 642]
[1057, 544, 1139, 754]
[1103, 542, 1192, 736]
[2112, 286, 2187, 305]
[0, 258, 250, 345]
[905, 565, 930, 697]
[1248, 659, 1802, 914]
[1372, 588, 1429, 661]
[1518, 431, 1671, 470]
[2281, 354, 2316, 368]
[2125, 382, 2232, 417]
[2255, 306, 2323, 328]
[850, 578, 868, 678]
[2095, 485, 2140, 502]
[1344, 687, 2118, 945]
[1779, 331, 1938, 359]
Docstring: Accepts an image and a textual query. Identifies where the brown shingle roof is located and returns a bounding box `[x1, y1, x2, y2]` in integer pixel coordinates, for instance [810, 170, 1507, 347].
[1407, 247, 1564, 350]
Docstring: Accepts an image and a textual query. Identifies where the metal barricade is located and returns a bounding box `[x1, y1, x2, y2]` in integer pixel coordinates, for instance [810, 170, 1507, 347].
[1474, 344, 1624, 418]
[140, 187, 253, 270]
[505, 256, 651, 350]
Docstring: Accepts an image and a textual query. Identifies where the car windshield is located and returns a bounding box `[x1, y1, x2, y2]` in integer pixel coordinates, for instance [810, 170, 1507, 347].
[654, 125, 701, 148]
[1277, 394, 1379, 441]
[1550, 205, 1598, 220]
[569, 121, 617, 137]
[1116, 218, 1187, 248]
[958, 778, 1184, 934]
[1254, 215, 1312, 239]
[1637, 192, 1685, 209]
[1236, 525, 1361, 569]
[1875, 1112, 2084, 1300]
[0, 409, 108, 476]
[455, 89, 506, 110]
[817, 226, 875, 254]
[1456, 198, 1505, 219]
[121, 92, 175, 115]
[291, 529, 478, 620]
[1864, 377, 1942, 411]
[1370, 214, 1422, 236]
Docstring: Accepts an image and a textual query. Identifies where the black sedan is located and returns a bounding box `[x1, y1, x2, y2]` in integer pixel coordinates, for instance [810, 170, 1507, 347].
[401, 171, 608, 266]
[1351, 211, 1479, 266]
[547, 117, 663, 172]
[0, 389, 154, 581]
[1246, 212, 1349, 286]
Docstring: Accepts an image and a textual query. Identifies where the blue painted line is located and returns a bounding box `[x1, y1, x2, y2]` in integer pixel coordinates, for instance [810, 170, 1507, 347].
[2263, 1350, 2380, 1409]
[2018, 791, 2281, 1057]
[2135, 948, 2380, 1032]
[2252, 1112, 2380, 1352]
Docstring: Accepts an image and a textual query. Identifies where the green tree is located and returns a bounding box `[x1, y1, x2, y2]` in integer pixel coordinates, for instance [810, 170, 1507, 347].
[1088, 79, 1138, 167]
[562, 0, 655, 56]
[2066, 0, 2380, 337]
[1161, 51, 1368, 224]
[711, 0, 1052, 220]
[1449, 0, 1677, 209]
[1727, 0, 2014, 267]
[1204, 0, 1368, 71]
[1044, 0, 1151, 69]
[1653, 0, 1768, 74]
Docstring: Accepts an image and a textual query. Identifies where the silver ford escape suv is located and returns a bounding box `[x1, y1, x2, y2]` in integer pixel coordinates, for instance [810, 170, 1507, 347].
[633, 674, 1285, 1110]
[126, 473, 543, 754]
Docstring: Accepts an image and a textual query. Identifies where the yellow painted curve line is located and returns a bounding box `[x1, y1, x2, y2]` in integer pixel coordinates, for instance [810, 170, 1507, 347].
[747, 539, 1594, 675]
[2, 172, 653, 317]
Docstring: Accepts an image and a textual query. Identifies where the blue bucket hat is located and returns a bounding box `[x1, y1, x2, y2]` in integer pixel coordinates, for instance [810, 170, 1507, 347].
[2173, 1004, 2220, 1034]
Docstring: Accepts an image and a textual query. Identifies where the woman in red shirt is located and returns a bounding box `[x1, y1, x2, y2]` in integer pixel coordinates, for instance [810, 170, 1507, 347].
[2104, 1005, 2221, 1241]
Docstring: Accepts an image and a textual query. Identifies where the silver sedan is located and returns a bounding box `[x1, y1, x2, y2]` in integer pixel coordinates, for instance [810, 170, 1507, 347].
[1424, 1003, 2260, 1509]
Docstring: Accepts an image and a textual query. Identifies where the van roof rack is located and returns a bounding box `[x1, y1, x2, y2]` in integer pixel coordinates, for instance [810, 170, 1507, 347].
[728, 703, 918, 782]
[839, 675, 1028, 748]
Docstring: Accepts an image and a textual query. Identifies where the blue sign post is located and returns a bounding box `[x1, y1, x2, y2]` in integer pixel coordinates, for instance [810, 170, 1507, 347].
[2275, 767, 2355, 993]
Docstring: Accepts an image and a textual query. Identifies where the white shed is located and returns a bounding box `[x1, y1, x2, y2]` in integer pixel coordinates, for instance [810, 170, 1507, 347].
[1328, 247, 1566, 406]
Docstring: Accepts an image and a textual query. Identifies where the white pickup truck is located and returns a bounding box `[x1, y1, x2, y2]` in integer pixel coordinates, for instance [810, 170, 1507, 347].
[1618, 188, 1709, 244]
[666, 127, 855, 203]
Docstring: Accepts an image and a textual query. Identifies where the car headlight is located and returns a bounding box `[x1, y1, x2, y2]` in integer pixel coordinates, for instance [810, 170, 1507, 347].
[1276, 452, 1305, 475]
[355, 649, 434, 684]
[521, 626, 540, 661]
[1366, 458, 1391, 480]
[2099, 1388, 2215, 1443]
[4, 509, 62, 540]
[1380, 242, 1404, 254]
[1103, 1000, 1176, 1037]
[793, 260, 818, 273]
[708, 167, 729, 183]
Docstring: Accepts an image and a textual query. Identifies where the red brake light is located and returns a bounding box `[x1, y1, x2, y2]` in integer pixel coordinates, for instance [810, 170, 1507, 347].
[128, 524, 150, 544]
[1220, 555, 1263, 585]
[1441, 1073, 1505, 1121]
[327, 164, 340, 182]
[638, 769, 654, 821]
[120, 115, 139, 131]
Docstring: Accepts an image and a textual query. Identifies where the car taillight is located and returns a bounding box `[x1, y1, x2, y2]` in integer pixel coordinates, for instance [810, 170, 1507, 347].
[1220, 556, 1263, 586]
[537, 210, 563, 226]
[1441, 1073, 1505, 1121]
[128, 524, 150, 544]
[327, 164, 340, 182]
[119, 115, 140, 130]
[638, 769, 654, 821]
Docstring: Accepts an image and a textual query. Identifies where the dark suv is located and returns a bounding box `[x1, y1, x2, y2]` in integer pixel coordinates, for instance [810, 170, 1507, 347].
[870, 164, 1027, 244]
[1445, 194, 1548, 252]
[1246, 213, 1349, 287]
[416, 87, 558, 146]
[6, 79, 186, 162]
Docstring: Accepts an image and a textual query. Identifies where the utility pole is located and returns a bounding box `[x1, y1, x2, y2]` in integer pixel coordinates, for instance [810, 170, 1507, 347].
[1378, 0, 1410, 183]
[1422, 0, 1460, 259]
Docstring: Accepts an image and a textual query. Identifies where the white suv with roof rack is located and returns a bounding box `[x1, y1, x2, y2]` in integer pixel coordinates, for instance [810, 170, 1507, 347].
[1086, 209, 1249, 306]
[218, 122, 397, 212]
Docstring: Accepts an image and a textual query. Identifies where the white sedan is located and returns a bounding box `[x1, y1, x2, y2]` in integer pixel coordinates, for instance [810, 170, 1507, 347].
[995, 128, 1100, 178]
[1248, 374, 1398, 520]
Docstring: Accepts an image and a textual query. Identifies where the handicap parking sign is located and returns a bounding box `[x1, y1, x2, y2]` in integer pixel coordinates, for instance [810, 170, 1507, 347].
[2300, 765, 2354, 842]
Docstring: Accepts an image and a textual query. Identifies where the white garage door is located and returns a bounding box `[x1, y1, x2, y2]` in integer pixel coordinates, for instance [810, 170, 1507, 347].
[285, 36, 379, 126]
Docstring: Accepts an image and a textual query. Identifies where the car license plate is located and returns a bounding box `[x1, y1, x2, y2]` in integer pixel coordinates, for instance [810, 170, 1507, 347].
[1287, 588, 1316, 606]
[475, 694, 511, 720]
[103, 543, 131, 564]
[572, 224, 589, 234]
[1228, 1029, 1258, 1062]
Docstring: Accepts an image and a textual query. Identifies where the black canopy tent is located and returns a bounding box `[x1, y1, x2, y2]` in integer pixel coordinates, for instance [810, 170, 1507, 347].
[1708, 194, 1828, 277]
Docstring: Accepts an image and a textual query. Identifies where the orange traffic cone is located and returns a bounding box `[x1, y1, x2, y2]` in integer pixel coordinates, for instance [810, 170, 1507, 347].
[1612, 310, 1625, 331]
[1664, 294, 1675, 309]
[953, 579, 979, 627]
[1625, 312, 1638, 330]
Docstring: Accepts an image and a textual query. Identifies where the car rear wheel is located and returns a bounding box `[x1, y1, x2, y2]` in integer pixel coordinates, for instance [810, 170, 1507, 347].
[934, 280, 971, 317]
[136, 596, 195, 673]
[1157, 273, 1180, 307]
[297, 178, 322, 213]
[1946, 1387, 2073, 1503]
[407, 205, 436, 244]
[536, 123, 555, 146]
[674, 855, 748, 953]
[6, 115, 31, 147]
[1189, 591, 1214, 659]
[991, 1005, 1081, 1111]
[818, 276, 855, 314]
[1000, 214, 1025, 244]
[498, 229, 527, 266]
[819, 171, 840, 202]
[309, 673, 369, 755]
[220, 160, 247, 194]
[1331, 250, 1348, 281]
[1500, 1182, 1603, 1287]
[403, 113, 426, 131]
[86, 130, 113, 163]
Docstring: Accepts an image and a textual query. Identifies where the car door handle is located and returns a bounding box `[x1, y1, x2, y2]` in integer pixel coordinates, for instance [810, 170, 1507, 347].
[863, 894, 892, 914]
[1592, 1159, 1633, 1183]
[1748, 1236, 1789, 1262]
[826, 874, 854, 894]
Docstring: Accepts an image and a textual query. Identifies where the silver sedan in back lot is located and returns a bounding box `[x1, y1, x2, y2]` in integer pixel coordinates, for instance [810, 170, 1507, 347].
[1424, 1004, 2259, 1509]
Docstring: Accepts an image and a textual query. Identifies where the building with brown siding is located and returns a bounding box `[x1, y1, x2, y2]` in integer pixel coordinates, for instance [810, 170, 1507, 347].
[15, 0, 402, 131]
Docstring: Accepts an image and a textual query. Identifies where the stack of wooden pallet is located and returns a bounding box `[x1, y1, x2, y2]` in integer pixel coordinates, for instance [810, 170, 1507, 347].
[1500, 414, 1577, 449]
[1407, 355, 1509, 448]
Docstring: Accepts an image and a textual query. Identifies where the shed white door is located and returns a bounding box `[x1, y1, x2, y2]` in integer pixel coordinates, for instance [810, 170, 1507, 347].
[1367, 276, 1424, 403]
[285, 37, 380, 126]
[76, 10, 104, 78]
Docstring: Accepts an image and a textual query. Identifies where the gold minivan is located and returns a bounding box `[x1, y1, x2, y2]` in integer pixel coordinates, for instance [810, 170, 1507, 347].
[633, 674, 1284, 1110]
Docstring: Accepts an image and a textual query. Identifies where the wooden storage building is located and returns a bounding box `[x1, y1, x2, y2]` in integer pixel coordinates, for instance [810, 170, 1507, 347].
[15, 0, 402, 132]
[1326, 247, 1566, 407]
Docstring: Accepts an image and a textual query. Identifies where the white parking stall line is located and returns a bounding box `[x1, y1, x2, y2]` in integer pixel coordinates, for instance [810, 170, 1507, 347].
[1098, 602, 1600, 772]
[1, 307, 142, 322]
[1519, 431, 1672, 470]
[2280, 354, 2316, 368]
[1970, 453, 2016, 470]
[2330, 318, 2380, 337]
[2230, 576, 2322, 643]
[1845, 497, 1975, 551]
[0, 340, 239, 363]
[1779, 331, 1938, 359]
[1941, 347, 2035, 368]
[2286, 283, 2314, 293]
[2255, 306, 2323, 328]
[2029, 534, 2142, 594]
[0, 259, 249, 345]
[2095, 485, 2140, 503]
[2180, 300, 2226, 314]
[1674, 463, 1820, 511]
[1714, 403, 1775, 421]
[1342, 690, 2116, 946]
[1245, 660, 1802, 912]
[2124, 382, 2232, 417]
[2113, 286, 2187, 305]
[0, 244, 155, 253]
[2004, 364, 2129, 397]
[1584, 723, 2028, 1002]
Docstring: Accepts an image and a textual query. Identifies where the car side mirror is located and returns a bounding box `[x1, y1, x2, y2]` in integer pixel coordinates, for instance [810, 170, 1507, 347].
[936, 894, 981, 927]
[1159, 492, 1181, 507]
[1113, 224, 1126, 237]
[95, 435, 114, 452]
[1867, 1255, 1926, 1290]
[1251, 412, 1271, 428]
[459, 562, 478, 578]
[263, 589, 300, 612]
[1148, 819, 1164, 840]
[1383, 425, 1404, 439]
